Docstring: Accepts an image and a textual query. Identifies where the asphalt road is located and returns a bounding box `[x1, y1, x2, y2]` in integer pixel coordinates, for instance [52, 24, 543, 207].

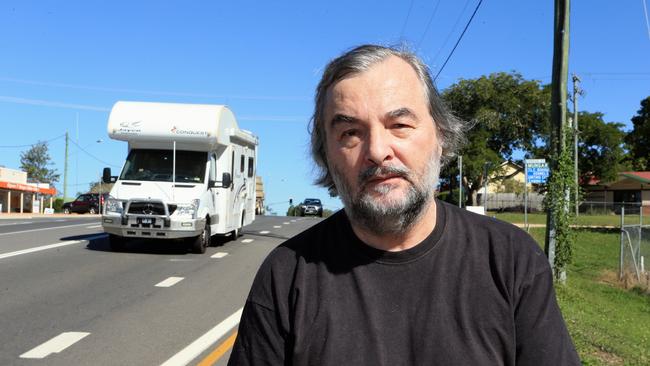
[0, 214, 321, 366]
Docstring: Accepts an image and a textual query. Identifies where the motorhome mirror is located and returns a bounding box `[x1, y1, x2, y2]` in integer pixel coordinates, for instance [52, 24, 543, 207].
[221, 172, 232, 188]
[102, 167, 112, 183]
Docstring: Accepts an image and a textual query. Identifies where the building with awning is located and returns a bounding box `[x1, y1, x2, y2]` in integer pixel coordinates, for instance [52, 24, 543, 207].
[0, 167, 57, 214]
[584, 171, 650, 214]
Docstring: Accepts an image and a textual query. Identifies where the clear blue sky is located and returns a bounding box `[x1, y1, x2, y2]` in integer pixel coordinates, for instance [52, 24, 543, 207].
[1, 1, 648, 214]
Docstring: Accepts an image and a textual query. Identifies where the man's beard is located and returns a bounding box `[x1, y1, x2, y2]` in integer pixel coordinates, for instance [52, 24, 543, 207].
[331, 154, 441, 236]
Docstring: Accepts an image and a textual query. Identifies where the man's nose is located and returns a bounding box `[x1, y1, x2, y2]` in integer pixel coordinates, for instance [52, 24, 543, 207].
[365, 127, 394, 166]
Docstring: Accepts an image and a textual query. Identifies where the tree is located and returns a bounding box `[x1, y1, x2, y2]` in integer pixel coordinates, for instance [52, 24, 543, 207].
[576, 112, 627, 185]
[19, 141, 60, 183]
[624, 96, 650, 170]
[442, 72, 549, 206]
[88, 180, 114, 194]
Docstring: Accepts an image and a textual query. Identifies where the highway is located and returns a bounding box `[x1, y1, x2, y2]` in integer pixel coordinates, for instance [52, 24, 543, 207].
[0, 214, 321, 366]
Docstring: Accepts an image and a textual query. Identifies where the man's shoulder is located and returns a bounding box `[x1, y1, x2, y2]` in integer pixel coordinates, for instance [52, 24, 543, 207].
[263, 210, 347, 267]
[438, 200, 547, 272]
[438, 199, 523, 235]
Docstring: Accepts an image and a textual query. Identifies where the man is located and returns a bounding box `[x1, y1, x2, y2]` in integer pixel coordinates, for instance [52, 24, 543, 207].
[229, 45, 580, 365]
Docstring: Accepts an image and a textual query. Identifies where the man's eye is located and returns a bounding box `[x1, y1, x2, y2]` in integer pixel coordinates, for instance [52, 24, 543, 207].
[341, 129, 359, 138]
[392, 123, 411, 129]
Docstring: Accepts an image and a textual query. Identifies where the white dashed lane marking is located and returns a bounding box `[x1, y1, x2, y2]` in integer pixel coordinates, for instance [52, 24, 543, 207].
[242, 239, 254, 243]
[283, 222, 290, 225]
[155, 277, 184, 287]
[259, 230, 270, 234]
[20, 332, 90, 359]
[211, 252, 228, 259]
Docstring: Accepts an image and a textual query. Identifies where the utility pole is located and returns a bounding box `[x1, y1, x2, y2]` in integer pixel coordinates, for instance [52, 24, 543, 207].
[63, 132, 69, 201]
[545, 0, 571, 282]
[572, 74, 581, 216]
[483, 162, 489, 208]
[458, 155, 463, 208]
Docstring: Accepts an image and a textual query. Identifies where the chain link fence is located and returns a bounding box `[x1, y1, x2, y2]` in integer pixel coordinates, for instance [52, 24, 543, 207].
[619, 205, 650, 290]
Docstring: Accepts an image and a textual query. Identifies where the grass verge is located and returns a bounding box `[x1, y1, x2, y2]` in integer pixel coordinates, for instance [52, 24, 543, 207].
[524, 228, 650, 365]
[492, 212, 644, 227]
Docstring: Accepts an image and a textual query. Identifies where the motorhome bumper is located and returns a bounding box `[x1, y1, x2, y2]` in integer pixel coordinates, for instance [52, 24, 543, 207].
[102, 215, 206, 239]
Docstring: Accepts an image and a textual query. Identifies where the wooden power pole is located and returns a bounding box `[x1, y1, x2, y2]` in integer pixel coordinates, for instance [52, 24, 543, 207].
[545, 0, 571, 282]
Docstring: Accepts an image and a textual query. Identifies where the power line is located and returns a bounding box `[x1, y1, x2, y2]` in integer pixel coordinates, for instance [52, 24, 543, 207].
[434, 0, 484, 82]
[68, 138, 120, 168]
[416, 0, 443, 49]
[0, 133, 66, 148]
[399, 0, 415, 40]
[0, 77, 310, 102]
[429, 0, 472, 61]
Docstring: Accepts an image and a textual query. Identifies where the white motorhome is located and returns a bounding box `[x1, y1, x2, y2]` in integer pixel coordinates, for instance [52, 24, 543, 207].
[101, 101, 258, 254]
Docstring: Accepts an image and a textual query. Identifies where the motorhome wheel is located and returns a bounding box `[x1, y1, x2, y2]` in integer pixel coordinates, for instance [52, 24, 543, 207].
[191, 223, 210, 254]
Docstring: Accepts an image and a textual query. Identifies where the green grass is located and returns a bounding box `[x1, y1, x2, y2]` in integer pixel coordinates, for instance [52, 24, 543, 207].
[524, 228, 650, 365]
[491, 212, 645, 227]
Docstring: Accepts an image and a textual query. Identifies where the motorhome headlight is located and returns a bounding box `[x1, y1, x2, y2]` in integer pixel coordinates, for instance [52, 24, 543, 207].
[175, 199, 199, 219]
[105, 198, 124, 214]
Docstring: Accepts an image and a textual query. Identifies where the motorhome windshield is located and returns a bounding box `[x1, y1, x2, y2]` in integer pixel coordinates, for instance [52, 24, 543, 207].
[119, 149, 207, 183]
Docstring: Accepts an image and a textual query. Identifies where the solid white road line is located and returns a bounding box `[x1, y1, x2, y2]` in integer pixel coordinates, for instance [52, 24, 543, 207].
[20, 332, 90, 359]
[241, 239, 254, 243]
[155, 277, 184, 287]
[259, 230, 270, 234]
[86, 224, 102, 229]
[160, 308, 243, 366]
[0, 221, 33, 227]
[211, 252, 228, 259]
[0, 234, 107, 260]
[0, 222, 99, 236]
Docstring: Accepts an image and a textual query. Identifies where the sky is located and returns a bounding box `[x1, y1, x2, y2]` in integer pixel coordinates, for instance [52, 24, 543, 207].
[0, 1, 649, 215]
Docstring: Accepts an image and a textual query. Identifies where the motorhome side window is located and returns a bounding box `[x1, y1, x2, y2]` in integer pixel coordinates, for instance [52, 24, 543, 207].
[119, 149, 207, 183]
[248, 157, 254, 178]
[240, 155, 245, 173]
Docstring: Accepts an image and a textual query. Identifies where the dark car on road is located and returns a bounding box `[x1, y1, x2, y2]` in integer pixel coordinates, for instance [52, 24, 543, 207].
[62, 193, 108, 214]
[297, 198, 323, 217]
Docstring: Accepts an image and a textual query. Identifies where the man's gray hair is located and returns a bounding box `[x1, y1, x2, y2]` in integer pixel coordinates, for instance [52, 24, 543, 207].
[310, 44, 466, 196]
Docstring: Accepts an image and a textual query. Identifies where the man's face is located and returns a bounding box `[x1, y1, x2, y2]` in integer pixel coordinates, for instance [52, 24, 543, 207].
[323, 56, 442, 234]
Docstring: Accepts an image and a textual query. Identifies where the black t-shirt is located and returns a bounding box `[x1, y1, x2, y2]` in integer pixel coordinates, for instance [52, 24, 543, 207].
[229, 200, 580, 365]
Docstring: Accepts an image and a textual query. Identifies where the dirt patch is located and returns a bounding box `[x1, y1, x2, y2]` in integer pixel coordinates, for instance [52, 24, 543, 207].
[598, 269, 650, 294]
[589, 348, 624, 365]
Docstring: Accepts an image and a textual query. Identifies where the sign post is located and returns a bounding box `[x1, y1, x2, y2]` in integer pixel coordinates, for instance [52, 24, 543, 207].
[524, 159, 549, 230]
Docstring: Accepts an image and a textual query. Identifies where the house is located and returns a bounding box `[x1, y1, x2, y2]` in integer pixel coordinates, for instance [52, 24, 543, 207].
[583, 171, 650, 214]
[481, 161, 544, 211]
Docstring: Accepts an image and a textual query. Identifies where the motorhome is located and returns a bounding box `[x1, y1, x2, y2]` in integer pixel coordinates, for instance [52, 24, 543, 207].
[101, 101, 258, 254]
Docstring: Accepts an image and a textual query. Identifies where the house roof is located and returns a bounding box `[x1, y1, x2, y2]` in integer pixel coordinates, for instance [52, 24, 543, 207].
[619, 172, 650, 184]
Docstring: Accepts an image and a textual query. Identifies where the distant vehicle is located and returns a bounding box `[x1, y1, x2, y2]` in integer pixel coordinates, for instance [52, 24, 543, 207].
[297, 198, 323, 217]
[101, 101, 259, 254]
[62, 193, 108, 214]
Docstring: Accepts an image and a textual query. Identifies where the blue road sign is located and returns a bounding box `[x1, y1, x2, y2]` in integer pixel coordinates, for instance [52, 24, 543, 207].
[526, 159, 549, 184]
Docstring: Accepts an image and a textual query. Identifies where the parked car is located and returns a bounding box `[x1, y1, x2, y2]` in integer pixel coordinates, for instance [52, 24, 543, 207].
[297, 198, 323, 217]
[62, 193, 108, 214]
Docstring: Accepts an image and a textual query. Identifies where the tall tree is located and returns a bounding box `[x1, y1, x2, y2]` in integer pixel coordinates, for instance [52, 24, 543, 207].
[577, 112, 627, 184]
[442, 72, 549, 205]
[624, 96, 650, 170]
[20, 141, 60, 183]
